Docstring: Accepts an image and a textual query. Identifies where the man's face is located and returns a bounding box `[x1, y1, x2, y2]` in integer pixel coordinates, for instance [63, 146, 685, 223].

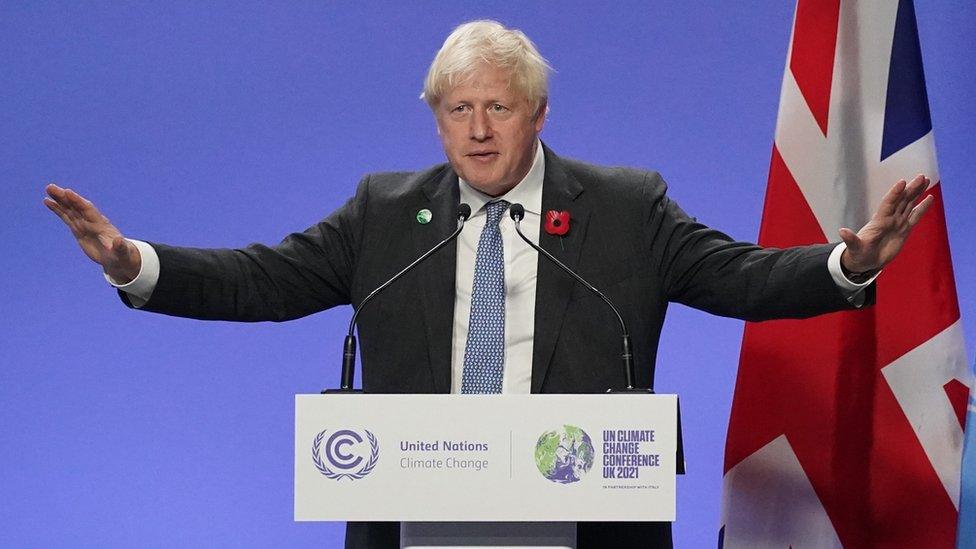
[434, 63, 546, 197]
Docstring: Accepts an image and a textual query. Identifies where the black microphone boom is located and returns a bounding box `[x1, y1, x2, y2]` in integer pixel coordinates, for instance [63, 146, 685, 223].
[508, 203, 644, 392]
[325, 203, 472, 393]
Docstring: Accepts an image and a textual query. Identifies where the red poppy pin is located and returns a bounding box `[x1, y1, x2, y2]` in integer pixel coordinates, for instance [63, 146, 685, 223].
[544, 210, 571, 236]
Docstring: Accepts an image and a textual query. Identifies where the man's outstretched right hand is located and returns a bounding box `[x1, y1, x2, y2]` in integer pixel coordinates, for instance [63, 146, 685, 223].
[44, 183, 142, 284]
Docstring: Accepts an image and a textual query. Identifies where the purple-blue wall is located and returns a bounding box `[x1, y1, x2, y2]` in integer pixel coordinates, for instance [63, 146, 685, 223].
[3, 2, 973, 546]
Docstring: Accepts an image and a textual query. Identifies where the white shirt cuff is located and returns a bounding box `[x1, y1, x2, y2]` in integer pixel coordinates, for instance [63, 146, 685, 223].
[827, 242, 880, 308]
[103, 239, 159, 308]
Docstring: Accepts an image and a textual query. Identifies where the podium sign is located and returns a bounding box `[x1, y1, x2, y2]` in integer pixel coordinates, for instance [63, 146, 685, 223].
[295, 394, 677, 522]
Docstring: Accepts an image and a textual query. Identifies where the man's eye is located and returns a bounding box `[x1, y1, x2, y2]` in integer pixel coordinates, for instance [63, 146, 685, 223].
[452, 105, 469, 113]
[490, 104, 508, 112]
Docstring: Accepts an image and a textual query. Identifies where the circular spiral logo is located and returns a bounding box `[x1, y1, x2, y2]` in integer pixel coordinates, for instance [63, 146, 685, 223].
[312, 429, 379, 481]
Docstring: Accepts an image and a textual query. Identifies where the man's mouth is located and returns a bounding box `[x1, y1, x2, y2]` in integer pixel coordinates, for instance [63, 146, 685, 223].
[467, 151, 499, 162]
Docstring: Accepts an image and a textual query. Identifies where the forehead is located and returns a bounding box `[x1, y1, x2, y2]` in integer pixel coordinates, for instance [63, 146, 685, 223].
[443, 64, 521, 102]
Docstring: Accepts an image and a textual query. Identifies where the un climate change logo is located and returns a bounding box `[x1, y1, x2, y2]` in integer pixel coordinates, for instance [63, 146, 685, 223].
[535, 425, 595, 484]
[312, 429, 379, 481]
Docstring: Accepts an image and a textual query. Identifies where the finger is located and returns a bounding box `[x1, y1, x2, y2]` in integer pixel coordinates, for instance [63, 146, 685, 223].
[45, 183, 74, 210]
[901, 174, 928, 206]
[64, 188, 103, 223]
[900, 178, 931, 222]
[45, 183, 65, 199]
[889, 176, 924, 219]
[46, 187, 91, 227]
[76, 196, 105, 224]
[905, 173, 928, 195]
[64, 188, 91, 210]
[54, 188, 84, 221]
[878, 179, 907, 217]
[895, 195, 912, 219]
[894, 180, 916, 217]
[45, 199, 90, 239]
[43, 198, 80, 231]
[44, 198, 74, 226]
[907, 194, 934, 227]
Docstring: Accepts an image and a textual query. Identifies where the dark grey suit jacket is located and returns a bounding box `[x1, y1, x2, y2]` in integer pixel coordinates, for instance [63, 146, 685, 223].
[128, 145, 866, 547]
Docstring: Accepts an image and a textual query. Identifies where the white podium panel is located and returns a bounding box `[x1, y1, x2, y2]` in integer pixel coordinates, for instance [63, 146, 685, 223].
[295, 394, 677, 522]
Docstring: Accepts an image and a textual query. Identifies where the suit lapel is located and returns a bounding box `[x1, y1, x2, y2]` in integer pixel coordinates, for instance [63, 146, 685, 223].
[416, 167, 460, 393]
[531, 147, 590, 393]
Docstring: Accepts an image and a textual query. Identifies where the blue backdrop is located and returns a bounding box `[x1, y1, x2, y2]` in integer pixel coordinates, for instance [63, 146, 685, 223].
[3, 2, 973, 547]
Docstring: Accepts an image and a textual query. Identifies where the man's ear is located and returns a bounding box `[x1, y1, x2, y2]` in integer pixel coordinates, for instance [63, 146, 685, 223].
[533, 99, 548, 133]
[433, 108, 444, 137]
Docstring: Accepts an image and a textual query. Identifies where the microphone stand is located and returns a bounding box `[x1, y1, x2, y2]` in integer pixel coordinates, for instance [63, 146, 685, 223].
[511, 204, 677, 469]
[323, 204, 472, 393]
[509, 204, 651, 394]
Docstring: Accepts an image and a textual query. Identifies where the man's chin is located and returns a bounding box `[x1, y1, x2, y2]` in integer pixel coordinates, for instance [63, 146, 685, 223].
[458, 170, 498, 193]
[465, 179, 511, 198]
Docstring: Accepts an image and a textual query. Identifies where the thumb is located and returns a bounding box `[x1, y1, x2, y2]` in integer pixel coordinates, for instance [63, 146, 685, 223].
[111, 236, 136, 265]
[112, 235, 129, 255]
[838, 228, 861, 252]
[106, 235, 141, 283]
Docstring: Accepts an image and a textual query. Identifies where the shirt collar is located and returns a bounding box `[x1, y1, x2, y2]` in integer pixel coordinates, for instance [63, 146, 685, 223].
[458, 139, 545, 217]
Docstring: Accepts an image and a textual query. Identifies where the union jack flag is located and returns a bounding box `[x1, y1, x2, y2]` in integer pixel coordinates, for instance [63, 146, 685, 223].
[719, 1, 970, 546]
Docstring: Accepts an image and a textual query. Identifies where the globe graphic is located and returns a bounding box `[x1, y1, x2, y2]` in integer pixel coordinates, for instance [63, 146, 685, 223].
[535, 425, 595, 483]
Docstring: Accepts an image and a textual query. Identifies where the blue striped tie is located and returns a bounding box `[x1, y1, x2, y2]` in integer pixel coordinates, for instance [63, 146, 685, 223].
[461, 200, 509, 394]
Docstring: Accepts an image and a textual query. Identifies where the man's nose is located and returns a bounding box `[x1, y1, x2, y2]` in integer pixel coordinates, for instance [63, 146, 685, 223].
[470, 109, 492, 141]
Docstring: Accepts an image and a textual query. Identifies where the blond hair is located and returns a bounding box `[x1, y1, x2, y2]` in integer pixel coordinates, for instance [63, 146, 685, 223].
[421, 20, 552, 114]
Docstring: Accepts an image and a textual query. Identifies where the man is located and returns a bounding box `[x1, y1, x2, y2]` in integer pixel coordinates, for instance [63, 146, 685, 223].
[44, 20, 932, 549]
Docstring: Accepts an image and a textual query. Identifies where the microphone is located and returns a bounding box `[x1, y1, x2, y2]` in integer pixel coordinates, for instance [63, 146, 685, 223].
[325, 203, 472, 393]
[509, 203, 646, 392]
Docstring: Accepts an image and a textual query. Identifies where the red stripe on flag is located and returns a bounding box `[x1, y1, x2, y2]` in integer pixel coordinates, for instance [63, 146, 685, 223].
[789, 0, 840, 136]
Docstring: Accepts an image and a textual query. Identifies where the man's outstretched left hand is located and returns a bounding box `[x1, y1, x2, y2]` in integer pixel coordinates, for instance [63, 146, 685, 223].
[839, 174, 934, 276]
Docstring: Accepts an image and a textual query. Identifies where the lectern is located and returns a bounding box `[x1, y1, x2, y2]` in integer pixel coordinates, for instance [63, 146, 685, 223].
[295, 394, 678, 548]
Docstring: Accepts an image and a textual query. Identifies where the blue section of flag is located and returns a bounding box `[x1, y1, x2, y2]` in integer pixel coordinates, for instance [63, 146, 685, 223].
[958, 361, 976, 549]
[880, 0, 932, 161]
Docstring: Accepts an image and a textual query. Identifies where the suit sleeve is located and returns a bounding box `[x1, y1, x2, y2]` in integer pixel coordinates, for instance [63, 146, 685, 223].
[643, 172, 872, 321]
[123, 176, 371, 322]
